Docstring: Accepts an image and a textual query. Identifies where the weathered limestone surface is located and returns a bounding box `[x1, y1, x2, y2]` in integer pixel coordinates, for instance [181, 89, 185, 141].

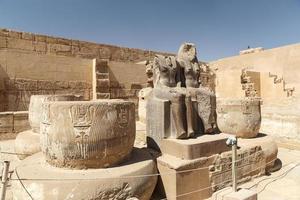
[216, 98, 262, 138]
[0, 112, 13, 133]
[14, 95, 82, 159]
[29, 95, 82, 133]
[0, 28, 172, 62]
[12, 149, 157, 200]
[157, 135, 277, 200]
[0, 111, 29, 138]
[212, 188, 257, 200]
[138, 87, 153, 123]
[41, 100, 136, 168]
[13, 111, 30, 133]
[14, 130, 40, 160]
[160, 134, 230, 160]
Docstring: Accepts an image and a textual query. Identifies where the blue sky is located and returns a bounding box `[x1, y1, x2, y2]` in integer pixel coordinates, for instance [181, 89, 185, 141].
[0, 0, 299, 61]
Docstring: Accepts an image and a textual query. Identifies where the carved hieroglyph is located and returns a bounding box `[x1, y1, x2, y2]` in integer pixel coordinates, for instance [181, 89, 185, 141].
[216, 97, 262, 138]
[29, 95, 82, 133]
[41, 99, 135, 168]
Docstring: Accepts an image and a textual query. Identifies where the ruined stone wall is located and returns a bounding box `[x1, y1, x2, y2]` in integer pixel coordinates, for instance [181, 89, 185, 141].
[210, 43, 300, 141]
[0, 49, 93, 111]
[210, 43, 300, 104]
[0, 28, 170, 63]
[0, 28, 172, 111]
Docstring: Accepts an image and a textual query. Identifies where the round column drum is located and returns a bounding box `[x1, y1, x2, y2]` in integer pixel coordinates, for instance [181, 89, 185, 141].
[216, 98, 262, 138]
[29, 95, 82, 133]
[41, 99, 136, 168]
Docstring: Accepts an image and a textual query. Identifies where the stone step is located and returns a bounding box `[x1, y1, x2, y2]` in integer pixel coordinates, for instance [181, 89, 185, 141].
[96, 79, 110, 88]
[96, 93, 110, 99]
[96, 72, 109, 79]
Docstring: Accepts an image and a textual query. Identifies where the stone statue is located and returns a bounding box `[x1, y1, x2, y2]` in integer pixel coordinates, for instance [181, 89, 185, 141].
[146, 43, 217, 148]
[177, 43, 216, 134]
[151, 55, 189, 138]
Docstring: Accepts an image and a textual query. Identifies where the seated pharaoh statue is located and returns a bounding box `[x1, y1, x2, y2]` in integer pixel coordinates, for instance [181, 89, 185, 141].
[146, 43, 216, 149]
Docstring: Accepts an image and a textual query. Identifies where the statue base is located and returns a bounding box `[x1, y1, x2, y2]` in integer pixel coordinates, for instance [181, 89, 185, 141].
[157, 134, 278, 200]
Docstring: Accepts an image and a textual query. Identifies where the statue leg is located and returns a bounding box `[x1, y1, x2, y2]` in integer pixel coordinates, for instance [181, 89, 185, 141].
[185, 95, 196, 137]
[170, 98, 187, 139]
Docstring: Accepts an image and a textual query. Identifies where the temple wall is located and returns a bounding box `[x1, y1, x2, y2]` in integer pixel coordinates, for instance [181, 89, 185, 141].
[0, 28, 171, 112]
[0, 49, 93, 111]
[210, 43, 300, 104]
[210, 43, 300, 141]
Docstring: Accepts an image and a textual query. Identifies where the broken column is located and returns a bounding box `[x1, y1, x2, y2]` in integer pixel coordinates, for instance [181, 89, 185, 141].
[14, 95, 82, 159]
[12, 99, 158, 199]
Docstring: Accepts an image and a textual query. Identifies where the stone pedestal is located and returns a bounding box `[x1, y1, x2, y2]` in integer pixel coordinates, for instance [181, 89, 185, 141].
[146, 97, 172, 150]
[146, 91, 217, 151]
[160, 133, 230, 160]
[12, 149, 157, 200]
[157, 134, 277, 200]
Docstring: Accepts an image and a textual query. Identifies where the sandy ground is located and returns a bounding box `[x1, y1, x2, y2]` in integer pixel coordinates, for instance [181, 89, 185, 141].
[1, 134, 300, 200]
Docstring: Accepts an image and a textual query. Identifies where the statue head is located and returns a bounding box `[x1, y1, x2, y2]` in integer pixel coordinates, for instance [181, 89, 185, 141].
[177, 43, 198, 62]
[153, 55, 178, 87]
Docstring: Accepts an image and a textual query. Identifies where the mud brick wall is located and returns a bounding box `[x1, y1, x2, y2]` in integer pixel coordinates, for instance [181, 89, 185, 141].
[3, 78, 91, 111]
[0, 28, 171, 62]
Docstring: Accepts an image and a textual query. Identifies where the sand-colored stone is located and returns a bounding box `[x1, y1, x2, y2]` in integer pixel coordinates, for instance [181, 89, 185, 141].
[138, 87, 153, 123]
[157, 135, 277, 200]
[41, 99, 136, 168]
[12, 149, 157, 200]
[29, 95, 82, 133]
[13, 111, 30, 133]
[216, 98, 262, 138]
[213, 188, 257, 200]
[160, 133, 231, 160]
[0, 112, 13, 133]
[14, 130, 40, 160]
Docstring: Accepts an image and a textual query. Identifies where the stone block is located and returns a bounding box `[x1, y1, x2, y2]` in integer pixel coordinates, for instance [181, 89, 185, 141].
[13, 111, 30, 133]
[0, 36, 7, 48]
[224, 189, 257, 200]
[161, 133, 231, 160]
[0, 112, 13, 133]
[14, 130, 40, 160]
[37, 80, 54, 90]
[157, 154, 216, 200]
[14, 78, 38, 91]
[34, 41, 47, 52]
[21, 32, 34, 40]
[0, 28, 9, 37]
[35, 34, 47, 42]
[146, 97, 172, 151]
[7, 38, 34, 51]
[96, 92, 110, 99]
[8, 31, 21, 38]
[57, 38, 72, 46]
[50, 43, 72, 55]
